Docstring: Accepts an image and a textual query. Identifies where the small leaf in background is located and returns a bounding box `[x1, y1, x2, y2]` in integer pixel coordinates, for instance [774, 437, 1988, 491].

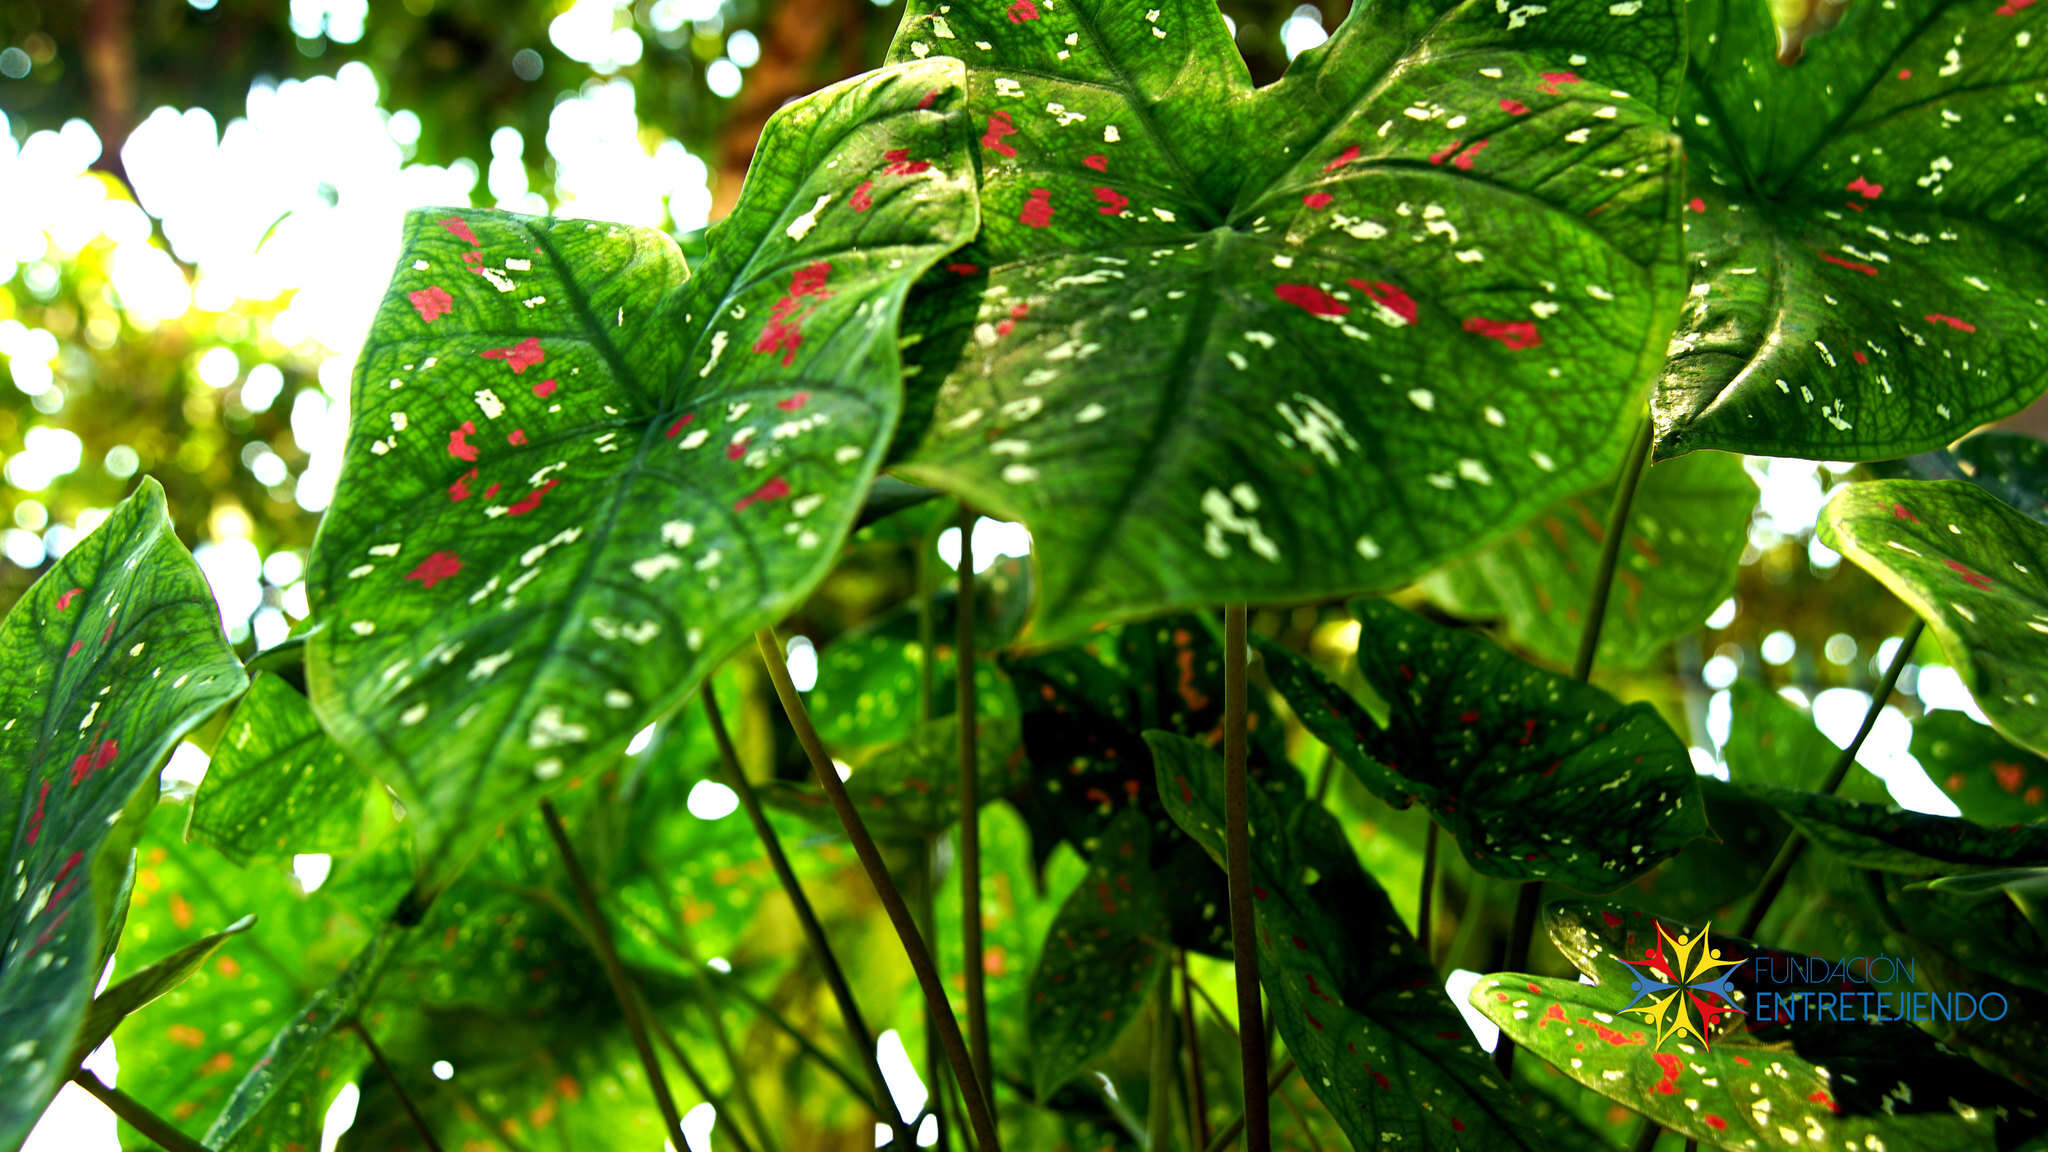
[0, 478, 247, 1150]
[1872, 432, 2048, 529]
[884, 0, 1686, 645]
[71, 914, 253, 1067]
[1657, 0, 2048, 461]
[306, 59, 978, 896]
[1718, 678, 1887, 798]
[1424, 450, 1754, 669]
[1260, 600, 1706, 890]
[1738, 783, 2048, 871]
[1151, 731, 1570, 1150]
[1025, 808, 1166, 1099]
[1821, 479, 2048, 757]
[189, 673, 371, 863]
[1913, 708, 2048, 825]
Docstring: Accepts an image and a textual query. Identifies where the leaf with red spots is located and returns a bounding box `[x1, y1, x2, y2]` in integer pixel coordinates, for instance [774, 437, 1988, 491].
[188, 673, 372, 865]
[1151, 731, 1580, 1150]
[1025, 808, 1168, 1099]
[1735, 783, 2048, 872]
[1912, 710, 2048, 826]
[884, 0, 1686, 645]
[1655, 0, 2048, 461]
[763, 696, 1025, 842]
[305, 59, 977, 898]
[1473, 971, 2045, 1151]
[1820, 479, 2048, 757]
[1872, 432, 2048, 530]
[0, 478, 246, 1150]
[1257, 600, 1707, 891]
[1424, 450, 1754, 669]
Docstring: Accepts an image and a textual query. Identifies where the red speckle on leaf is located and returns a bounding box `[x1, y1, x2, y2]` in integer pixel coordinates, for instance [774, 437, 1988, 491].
[883, 148, 930, 175]
[439, 216, 480, 246]
[1589, 1021, 1642, 1046]
[508, 429, 528, 446]
[1453, 138, 1491, 170]
[1347, 280, 1416, 326]
[1459, 710, 1480, 724]
[1322, 144, 1360, 173]
[734, 475, 792, 513]
[1891, 503, 1918, 522]
[1810, 1089, 1839, 1112]
[1463, 316, 1542, 350]
[1008, 0, 1040, 19]
[25, 781, 49, 845]
[55, 588, 80, 611]
[1093, 186, 1129, 215]
[70, 739, 118, 786]
[1847, 176, 1883, 199]
[1428, 139, 1464, 166]
[407, 551, 463, 588]
[1500, 98, 1530, 115]
[1452, 1119, 1467, 1133]
[1926, 313, 1977, 332]
[947, 262, 980, 276]
[1540, 1003, 1567, 1028]
[1996, 761, 2025, 793]
[482, 337, 546, 374]
[1704, 1116, 1728, 1131]
[1688, 198, 1706, 212]
[916, 89, 940, 109]
[506, 479, 560, 516]
[996, 302, 1029, 338]
[754, 261, 834, 367]
[1082, 154, 1107, 171]
[778, 391, 812, 411]
[727, 430, 755, 460]
[667, 414, 695, 438]
[1020, 188, 1055, 227]
[449, 468, 478, 502]
[1538, 71, 1581, 95]
[66, 640, 80, 657]
[483, 482, 500, 500]
[1818, 250, 1880, 276]
[1853, 349, 1869, 364]
[1179, 777, 1194, 804]
[1302, 191, 1334, 209]
[533, 378, 558, 398]
[1944, 559, 1993, 589]
[408, 286, 454, 323]
[448, 420, 479, 462]
[1997, 0, 2034, 14]
[850, 181, 874, 212]
[1305, 1011, 1324, 1031]
[1275, 283, 1348, 316]
[982, 111, 1019, 158]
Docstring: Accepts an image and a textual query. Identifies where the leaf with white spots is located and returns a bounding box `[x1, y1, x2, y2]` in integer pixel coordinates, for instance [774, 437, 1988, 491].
[1025, 808, 1167, 1099]
[763, 701, 1025, 841]
[1873, 431, 2048, 529]
[1737, 783, 2048, 871]
[0, 478, 246, 1150]
[1820, 478, 2048, 757]
[1423, 450, 1755, 669]
[1913, 709, 2048, 825]
[883, 0, 1687, 644]
[1258, 600, 1707, 891]
[189, 674, 372, 865]
[1150, 731, 1563, 1150]
[305, 59, 978, 897]
[1655, 0, 2048, 461]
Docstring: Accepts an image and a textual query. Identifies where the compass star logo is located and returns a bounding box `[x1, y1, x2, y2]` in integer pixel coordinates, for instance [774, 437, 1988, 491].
[1615, 921, 1745, 1050]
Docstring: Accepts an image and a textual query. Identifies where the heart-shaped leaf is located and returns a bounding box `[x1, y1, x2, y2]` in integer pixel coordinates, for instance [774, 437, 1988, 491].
[189, 673, 371, 864]
[1259, 600, 1707, 890]
[304, 59, 978, 896]
[882, 0, 1686, 644]
[1616, 777, 1789, 922]
[1657, 0, 2048, 461]
[1026, 808, 1167, 1099]
[1425, 449, 1754, 669]
[1912, 709, 2048, 825]
[1820, 478, 2048, 757]
[1739, 782, 2048, 870]
[0, 478, 246, 1149]
[1151, 730, 1555, 1150]
[1873, 432, 2048, 529]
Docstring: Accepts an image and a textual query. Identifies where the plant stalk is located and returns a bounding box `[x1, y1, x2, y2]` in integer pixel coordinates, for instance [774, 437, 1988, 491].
[756, 628, 1002, 1152]
[956, 508, 992, 1110]
[647, 1007, 760, 1152]
[538, 798, 689, 1152]
[1738, 619, 1923, 939]
[1180, 952, 1213, 1149]
[347, 1019, 445, 1152]
[1200, 1058, 1296, 1152]
[1146, 965, 1177, 1151]
[73, 1071, 213, 1152]
[1221, 603, 1270, 1152]
[702, 687, 914, 1148]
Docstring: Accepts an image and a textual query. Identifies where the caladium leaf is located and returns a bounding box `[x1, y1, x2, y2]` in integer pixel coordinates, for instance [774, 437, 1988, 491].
[1259, 600, 1706, 890]
[1912, 709, 2048, 825]
[1872, 432, 2048, 529]
[1739, 783, 2048, 871]
[1820, 479, 2048, 757]
[1656, 0, 2048, 461]
[1025, 808, 1167, 1099]
[883, 0, 1686, 645]
[189, 673, 371, 863]
[1889, 871, 2048, 998]
[1424, 449, 1754, 669]
[1616, 777, 1787, 923]
[305, 59, 978, 897]
[1719, 678, 1886, 799]
[1150, 731, 1550, 1150]
[0, 478, 246, 1150]
[72, 914, 254, 1067]
[764, 702, 1025, 841]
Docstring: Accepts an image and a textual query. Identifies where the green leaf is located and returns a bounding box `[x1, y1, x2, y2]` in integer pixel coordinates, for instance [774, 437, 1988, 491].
[1655, 0, 2048, 461]
[1150, 731, 1550, 1150]
[1719, 678, 1886, 797]
[0, 477, 246, 1150]
[1873, 432, 2048, 529]
[72, 914, 254, 1067]
[1892, 871, 2048, 996]
[1259, 600, 1707, 890]
[1616, 777, 1787, 922]
[1913, 708, 2048, 824]
[804, 587, 1028, 758]
[1423, 449, 1754, 669]
[1025, 808, 1167, 1099]
[1739, 783, 2048, 870]
[883, 0, 1686, 645]
[189, 673, 371, 863]
[764, 702, 1024, 840]
[1820, 478, 2048, 757]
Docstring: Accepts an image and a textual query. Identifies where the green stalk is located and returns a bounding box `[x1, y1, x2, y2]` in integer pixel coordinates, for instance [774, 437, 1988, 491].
[702, 688, 913, 1148]
[1221, 603, 1270, 1152]
[1200, 1059, 1296, 1152]
[914, 843, 952, 1152]
[1180, 953, 1213, 1149]
[1496, 415, 1654, 1080]
[756, 629, 1002, 1152]
[538, 798, 689, 1152]
[956, 508, 992, 1109]
[1146, 965, 1177, 1151]
[347, 1019, 445, 1152]
[73, 1071, 212, 1152]
[646, 1009, 760, 1152]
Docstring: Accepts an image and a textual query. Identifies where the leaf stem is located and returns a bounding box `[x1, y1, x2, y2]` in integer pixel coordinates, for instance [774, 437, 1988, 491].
[956, 508, 992, 1110]
[72, 1071, 211, 1152]
[646, 1007, 760, 1152]
[1418, 822, 1439, 964]
[1738, 619, 1923, 939]
[1221, 603, 1270, 1152]
[1179, 952, 1213, 1149]
[1146, 965, 1177, 1151]
[1200, 1058, 1296, 1152]
[756, 628, 1003, 1152]
[702, 687, 914, 1148]
[347, 1019, 445, 1152]
[537, 797, 689, 1152]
